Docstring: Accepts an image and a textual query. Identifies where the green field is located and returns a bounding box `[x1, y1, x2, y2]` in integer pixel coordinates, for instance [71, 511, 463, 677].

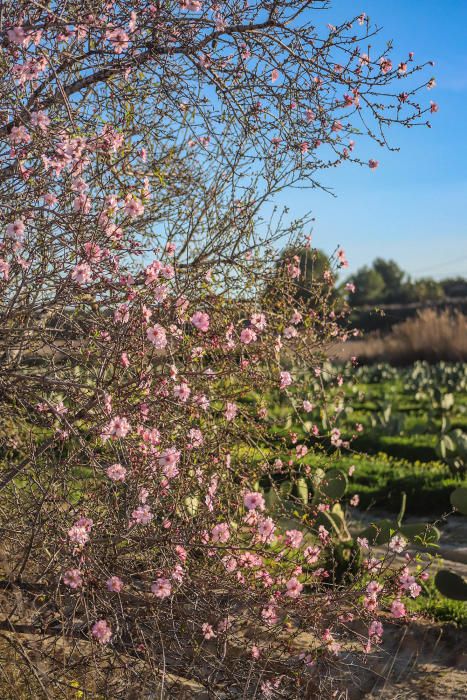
[254, 361, 467, 517]
[250, 360, 467, 625]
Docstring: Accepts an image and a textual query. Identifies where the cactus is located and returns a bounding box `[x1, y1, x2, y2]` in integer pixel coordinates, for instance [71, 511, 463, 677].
[358, 519, 440, 547]
[183, 495, 199, 516]
[358, 493, 440, 547]
[399, 523, 440, 546]
[312, 468, 347, 502]
[436, 428, 467, 475]
[434, 569, 467, 601]
[326, 540, 363, 584]
[369, 402, 405, 436]
[313, 505, 351, 542]
[279, 480, 293, 498]
[358, 519, 393, 546]
[293, 477, 309, 505]
[433, 486, 467, 601]
[450, 486, 467, 516]
[263, 486, 280, 510]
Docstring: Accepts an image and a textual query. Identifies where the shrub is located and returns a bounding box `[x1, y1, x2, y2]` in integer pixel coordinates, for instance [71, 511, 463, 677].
[0, 2, 437, 697]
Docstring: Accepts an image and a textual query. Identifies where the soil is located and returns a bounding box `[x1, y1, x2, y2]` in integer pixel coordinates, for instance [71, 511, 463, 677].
[347, 509, 467, 700]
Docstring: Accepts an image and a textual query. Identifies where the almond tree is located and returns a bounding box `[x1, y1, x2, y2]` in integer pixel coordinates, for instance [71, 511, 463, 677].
[0, 2, 435, 697]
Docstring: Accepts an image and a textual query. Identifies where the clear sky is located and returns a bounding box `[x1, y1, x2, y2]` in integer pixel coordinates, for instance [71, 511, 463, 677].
[277, 0, 467, 280]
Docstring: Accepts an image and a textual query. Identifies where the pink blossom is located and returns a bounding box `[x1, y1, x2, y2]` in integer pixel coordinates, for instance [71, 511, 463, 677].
[279, 371, 293, 389]
[243, 491, 265, 511]
[188, 428, 203, 448]
[151, 577, 172, 598]
[271, 68, 279, 82]
[303, 400, 313, 412]
[250, 313, 267, 331]
[106, 463, 127, 482]
[73, 194, 91, 213]
[390, 600, 406, 618]
[194, 394, 210, 411]
[295, 444, 308, 459]
[160, 263, 174, 280]
[68, 525, 89, 546]
[114, 304, 130, 323]
[261, 603, 279, 625]
[124, 196, 144, 218]
[103, 416, 131, 439]
[366, 580, 382, 597]
[368, 159, 379, 170]
[71, 262, 92, 285]
[173, 382, 191, 402]
[284, 326, 298, 340]
[106, 28, 130, 54]
[389, 535, 407, 553]
[0, 259, 10, 280]
[222, 555, 237, 572]
[6, 219, 25, 241]
[379, 57, 393, 74]
[158, 447, 181, 479]
[337, 248, 348, 267]
[191, 311, 210, 332]
[290, 310, 302, 324]
[430, 101, 439, 113]
[201, 622, 216, 639]
[7, 26, 30, 46]
[176, 545, 187, 563]
[92, 619, 112, 644]
[240, 327, 257, 344]
[76, 517, 93, 531]
[131, 505, 153, 525]
[286, 576, 303, 598]
[180, 0, 203, 10]
[224, 402, 237, 421]
[146, 324, 168, 349]
[369, 620, 383, 642]
[286, 260, 300, 278]
[257, 516, 276, 543]
[106, 576, 124, 592]
[63, 568, 83, 589]
[30, 110, 51, 130]
[211, 522, 230, 543]
[304, 545, 320, 564]
[285, 529, 303, 549]
[10, 125, 31, 145]
[145, 260, 162, 284]
[120, 352, 130, 368]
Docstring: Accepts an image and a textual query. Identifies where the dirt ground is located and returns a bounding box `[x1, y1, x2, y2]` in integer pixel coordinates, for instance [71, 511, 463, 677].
[360, 620, 467, 700]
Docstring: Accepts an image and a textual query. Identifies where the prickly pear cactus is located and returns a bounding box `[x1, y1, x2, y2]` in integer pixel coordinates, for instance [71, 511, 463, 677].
[450, 486, 467, 515]
[433, 486, 467, 600]
[434, 570, 467, 601]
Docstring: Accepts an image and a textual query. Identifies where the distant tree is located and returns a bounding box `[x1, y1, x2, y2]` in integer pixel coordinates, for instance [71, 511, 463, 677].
[440, 277, 467, 299]
[407, 278, 445, 302]
[348, 266, 386, 306]
[373, 258, 406, 302]
[346, 259, 454, 306]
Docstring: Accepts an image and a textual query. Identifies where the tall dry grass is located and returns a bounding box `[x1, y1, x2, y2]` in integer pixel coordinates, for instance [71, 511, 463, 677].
[332, 309, 467, 365]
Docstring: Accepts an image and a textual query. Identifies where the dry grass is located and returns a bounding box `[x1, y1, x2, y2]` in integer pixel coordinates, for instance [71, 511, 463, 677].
[332, 309, 467, 365]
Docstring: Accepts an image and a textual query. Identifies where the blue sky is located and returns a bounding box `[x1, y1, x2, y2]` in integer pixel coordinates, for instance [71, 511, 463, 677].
[277, 0, 467, 280]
